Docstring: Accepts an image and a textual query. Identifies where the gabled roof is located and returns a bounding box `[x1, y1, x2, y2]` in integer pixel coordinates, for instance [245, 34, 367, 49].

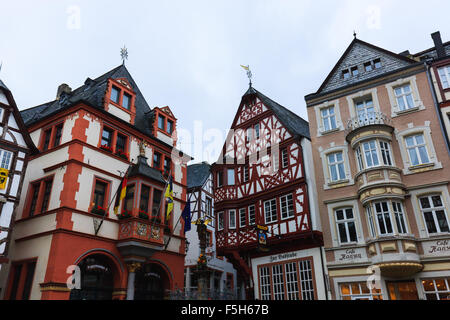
[241, 86, 310, 139]
[128, 155, 166, 184]
[20, 64, 155, 137]
[187, 162, 211, 190]
[308, 38, 418, 98]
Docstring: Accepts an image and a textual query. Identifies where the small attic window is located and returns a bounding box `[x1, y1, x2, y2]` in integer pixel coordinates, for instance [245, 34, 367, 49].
[374, 58, 382, 69]
[364, 62, 373, 72]
[342, 69, 350, 80]
[351, 66, 359, 76]
[111, 86, 120, 104]
[123, 92, 131, 110]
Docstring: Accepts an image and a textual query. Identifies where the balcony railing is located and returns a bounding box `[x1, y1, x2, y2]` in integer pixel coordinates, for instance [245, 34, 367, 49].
[346, 111, 391, 133]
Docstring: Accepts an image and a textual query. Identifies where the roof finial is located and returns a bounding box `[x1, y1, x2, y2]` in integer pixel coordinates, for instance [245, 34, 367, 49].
[120, 45, 128, 65]
[240, 64, 253, 87]
[353, 30, 357, 39]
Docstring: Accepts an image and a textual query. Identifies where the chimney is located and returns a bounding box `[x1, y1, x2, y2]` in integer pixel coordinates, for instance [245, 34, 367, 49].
[56, 83, 72, 100]
[431, 31, 446, 59]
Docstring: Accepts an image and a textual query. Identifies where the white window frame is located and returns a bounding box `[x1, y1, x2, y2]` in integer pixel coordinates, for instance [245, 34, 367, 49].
[362, 140, 379, 168]
[419, 194, 450, 235]
[438, 66, 450, 89]
[335, 207, 358, 244]
[379, 140, 393, 166]
[394, 83, 415, 111]
[392, 201, 408, 234]
[314, 99, 343, 136]
[217, 211, 224, 231]
[321, 106, 337, 132]
[405, 133, 430, 166]
[319, 144, 354, 189]
[228, 209, 236, 229]
[373, 201, 394, 236]
[239, 208, 246, 228]
[227, 168, 235, 186]
[422, 278, 450, 300]
[248, 205, 256, 226]
[281, 148, 289, 169]
[280, 194, 294, 220]
[0, 149, 13, 170]
[386, 76, 424, 117]
[264, 198, 277, 224]
[327, 152, 346, 182]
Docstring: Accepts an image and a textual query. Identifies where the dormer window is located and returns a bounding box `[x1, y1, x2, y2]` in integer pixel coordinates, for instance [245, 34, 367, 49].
[111, 86, 120, 104]
[153, 152, 161, 169]
[167, 120, 174, 134]
[122, 93, 131, 110]
[364, 62, 373, 72]
[374, 58, 382, 69]
[342, 70, 350, 80]
[351, 66, 359, 77]
[158, 115, 165, 130]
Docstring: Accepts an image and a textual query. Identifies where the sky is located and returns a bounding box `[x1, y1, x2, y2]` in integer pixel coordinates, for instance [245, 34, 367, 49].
[1, 0, 449, 164]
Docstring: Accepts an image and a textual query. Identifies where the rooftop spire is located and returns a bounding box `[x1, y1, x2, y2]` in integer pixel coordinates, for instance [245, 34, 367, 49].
[353, 30, 357, 39]
[240, 64, 253, 87]
[120, 45, 128, 65]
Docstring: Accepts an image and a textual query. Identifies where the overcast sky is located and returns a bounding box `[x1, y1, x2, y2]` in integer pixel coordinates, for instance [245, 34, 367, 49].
[1, 1, 449, 163]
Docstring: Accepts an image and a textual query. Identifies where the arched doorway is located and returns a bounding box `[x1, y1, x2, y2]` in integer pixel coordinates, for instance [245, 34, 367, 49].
[134, 263, 170, 300]
[69, 254, 115, 300]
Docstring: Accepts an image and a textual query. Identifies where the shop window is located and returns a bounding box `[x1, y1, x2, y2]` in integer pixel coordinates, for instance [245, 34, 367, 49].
[339, 282, 382, 300]
[422, 278, 450, 300]
[7, 260, 37, 300]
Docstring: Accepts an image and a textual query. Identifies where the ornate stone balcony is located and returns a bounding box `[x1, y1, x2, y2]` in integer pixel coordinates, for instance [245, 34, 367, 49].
[346, 111, 392, 134]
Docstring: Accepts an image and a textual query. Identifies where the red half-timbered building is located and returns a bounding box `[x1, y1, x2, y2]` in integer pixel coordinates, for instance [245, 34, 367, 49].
[212, 86, 328, 300]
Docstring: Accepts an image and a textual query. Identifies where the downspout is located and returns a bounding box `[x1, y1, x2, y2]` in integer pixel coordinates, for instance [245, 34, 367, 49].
[424, 61, 450, 155]
[298, 136, 329, 300]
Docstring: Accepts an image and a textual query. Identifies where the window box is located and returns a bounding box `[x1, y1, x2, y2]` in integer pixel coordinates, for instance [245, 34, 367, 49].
[115, 148, 129, 160]
[118, 209, 132, 220]
[138, 210, 149, 220]
[91, 204, 107, 216]
[150, 215, 162, 224]
[100, 144, 113, 153]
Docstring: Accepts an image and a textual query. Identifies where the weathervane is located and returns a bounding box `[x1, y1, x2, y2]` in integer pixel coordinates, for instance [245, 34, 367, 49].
[240, 64, 253, 87]
[120, 45, 128, 65]
[353, 30, 357, 39]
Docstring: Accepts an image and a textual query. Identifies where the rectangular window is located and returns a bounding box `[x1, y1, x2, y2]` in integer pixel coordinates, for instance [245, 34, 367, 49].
[124, 184, 135, 212]
[364, 62, 373, 72]
[116, 133, 127, 154]
[246, 127, 253, 142]
[419, 195, 449, 234]
[8, 261, 37, 300]
[335, 208, 358, 243]
[42, 129, 52, 151]
[167, 120, 174, 134]
[392, 201, 408, 234]
[255, 123, 260, 139]
[299, 260, 315, 300]
[340, 282, 383, 300]
[351, 66, 359, 76]
[227, 168, 235, 186]
[239, 208, 246, 227]
[280, 194, 294, 220]
[111, 86, 120, 104]
[264, 199, 277, 224]
[28, 183, 40, 217]
[217, 211, 224, 231]
[281, 148, 289, 168]
[272, 264, 285, 300]
[342, 69, 350, 79]
[355, 146, 364, 171]
[422, 278, 450, 300]
[405, 134, 430, 166]
[380, 141, 392, 166]
[205, 197, 212, 217]
[153, 152, 161, 169]
[374, 58, 382, 69]
[374, 201, 393, 235]
[285, 262, 299, 300]
[0, 149, 12, 170]
[366, 206, 376, 237]
[140, 185, 151, 213]
[356, 98, 375, 125]
[164, 157, 171, 173]
[21, 261, 36, 300]
[321, 106, 337, 132]
[229, 209, 236, 229]
[217, 171, 223, 188]
[101, 127, 113, 147]
[40, 179, 53, 213]
[248, 205, 256, 226]
[363, 140, 379, 167]
[53, 124, 63, 147]
[394, 84, 415, 111]
[438, 66, 450, 89]
[8, 264, 22, 300]
[122, 92, 131, 110]
[93, 180, 107, 208]
[158, 115, 165, 130]
[152, 189, 162, 217]
[327, 152, 345, 182]
[259, 266, 272, 300]
[243, 164, 249, 182]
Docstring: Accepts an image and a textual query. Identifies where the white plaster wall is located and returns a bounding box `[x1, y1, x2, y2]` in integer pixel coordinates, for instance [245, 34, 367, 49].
[108, 104, 131, 123]
[156, 131, 174, 146]
[71, 212, 118, 239]
[29, 128, 42, 147]
[13, 214, 57, 240]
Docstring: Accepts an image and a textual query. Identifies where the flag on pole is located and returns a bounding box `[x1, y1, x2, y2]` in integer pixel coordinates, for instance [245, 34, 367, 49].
[240, 64, 249, 70]
[181, 198, 191, 232]
[114, 169, 129, 215]
[165, 175, 173, 220]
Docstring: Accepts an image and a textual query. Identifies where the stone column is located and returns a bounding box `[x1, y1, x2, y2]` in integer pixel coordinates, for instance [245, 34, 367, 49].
[126, 262, 141, 300]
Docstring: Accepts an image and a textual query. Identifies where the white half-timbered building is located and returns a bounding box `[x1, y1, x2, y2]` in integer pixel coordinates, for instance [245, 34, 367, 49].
[184, 162, 238, 299]
[0, 79, 36, 285]
[212, 86, 328, 300]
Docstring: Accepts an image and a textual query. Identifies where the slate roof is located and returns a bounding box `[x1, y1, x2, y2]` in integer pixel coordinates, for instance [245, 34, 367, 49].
[242, 86, 310, 139]
[187, 162, 211, 190]
[0, 79, 9, 91]
[306, 38, 419, 100]
[20, 64, 155, 137]
[128, 155, 166, 184]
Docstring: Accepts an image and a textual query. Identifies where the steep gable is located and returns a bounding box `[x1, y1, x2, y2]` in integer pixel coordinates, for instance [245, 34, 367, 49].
[315, 38, 417, 95]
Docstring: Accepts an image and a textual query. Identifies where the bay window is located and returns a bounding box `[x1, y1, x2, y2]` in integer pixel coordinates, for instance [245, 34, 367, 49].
[354, 139, 393, 171]
[366, 200, 409, 237]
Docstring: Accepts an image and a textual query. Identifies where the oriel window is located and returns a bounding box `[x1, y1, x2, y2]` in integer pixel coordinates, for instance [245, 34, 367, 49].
[124, 184, 135, 212]
[140, 185, 151, 213]
[153, 152, 161, 169]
